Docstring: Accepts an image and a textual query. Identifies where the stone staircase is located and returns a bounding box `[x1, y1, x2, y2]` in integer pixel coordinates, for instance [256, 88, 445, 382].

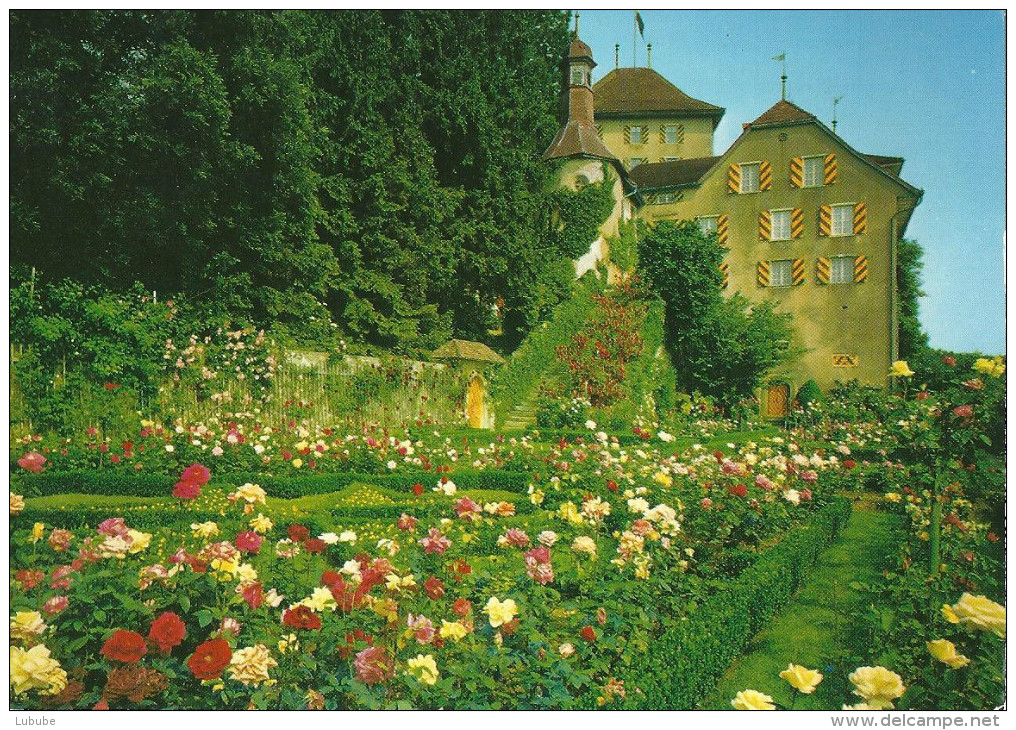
[499, 371, 564, 431]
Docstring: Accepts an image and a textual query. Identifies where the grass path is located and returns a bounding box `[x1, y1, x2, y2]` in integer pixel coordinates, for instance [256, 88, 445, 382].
[701, 502, 901, 710]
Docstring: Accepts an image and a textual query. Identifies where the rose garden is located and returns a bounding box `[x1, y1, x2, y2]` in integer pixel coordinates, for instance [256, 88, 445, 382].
[8, 9, 1006, 714]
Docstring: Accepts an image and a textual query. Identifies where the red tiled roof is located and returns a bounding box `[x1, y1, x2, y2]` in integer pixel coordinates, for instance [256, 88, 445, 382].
[542, 120, 620, 164]
[593, 68, 724, 122]
[629, 156, 721, 189]
[749, 99, 817, 127]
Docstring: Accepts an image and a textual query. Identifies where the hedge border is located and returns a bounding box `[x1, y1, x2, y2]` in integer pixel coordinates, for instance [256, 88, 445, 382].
[590, 497, 853, 710]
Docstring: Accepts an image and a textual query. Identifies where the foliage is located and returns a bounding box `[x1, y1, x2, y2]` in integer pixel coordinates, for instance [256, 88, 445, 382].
[534, 387, 589, 430]
[544, 164, 617, 259]
[10, 10, 573, 354]
[490, 277, 604, 417]
[796, 380, 823, 410]
[897, 238, 930, 358]
[637, 220, 794, 406]
[555, 281, 646, 406]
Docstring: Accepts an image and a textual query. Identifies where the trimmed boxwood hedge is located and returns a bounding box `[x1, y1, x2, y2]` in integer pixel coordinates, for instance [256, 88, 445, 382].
[12, 468, 532, 499]
[584, 497, 853, 710]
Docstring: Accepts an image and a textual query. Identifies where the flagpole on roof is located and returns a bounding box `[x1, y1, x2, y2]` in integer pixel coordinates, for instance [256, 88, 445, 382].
[832, 95, 844, 133]
[772, 52, 787, 100]
[632, 11, 637, 67]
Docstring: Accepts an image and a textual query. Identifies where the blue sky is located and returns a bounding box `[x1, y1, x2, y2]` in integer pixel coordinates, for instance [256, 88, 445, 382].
[577, 9, 1005, 355]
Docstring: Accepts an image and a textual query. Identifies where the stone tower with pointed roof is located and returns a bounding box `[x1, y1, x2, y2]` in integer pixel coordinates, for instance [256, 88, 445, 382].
[543, 31, 634, 280]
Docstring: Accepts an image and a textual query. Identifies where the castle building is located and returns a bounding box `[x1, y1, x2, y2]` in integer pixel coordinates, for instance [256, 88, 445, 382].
[544, 32, 923, 414]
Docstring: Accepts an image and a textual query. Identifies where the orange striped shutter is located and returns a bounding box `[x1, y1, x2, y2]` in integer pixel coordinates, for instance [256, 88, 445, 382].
[824, 153, 838, 184]
[789, 157, 803, 188]
[816, 257, 831, 284]
[758, 211, 772, 241]
[853, 255, 868, 283]
[759, 161, 773, 190]
[853, 202, 868, 234]
[792, 258, 805, 286]
[718, 261, 729, 289]
[757, 260, 770, 287]
[728, 164, 740, 193]
[716, 214, 729, 245]
[818, 205, 832, 236]
[791, 207, 804, 238]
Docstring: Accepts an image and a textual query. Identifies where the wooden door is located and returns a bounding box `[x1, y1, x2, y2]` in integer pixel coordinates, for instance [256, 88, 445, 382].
[466, 375, 485, 428]
[766, 383, 790, 417]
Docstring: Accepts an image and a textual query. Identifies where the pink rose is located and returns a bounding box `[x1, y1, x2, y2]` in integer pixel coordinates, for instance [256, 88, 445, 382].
[354, 647, 392, 685]
[18, 452, 47, 474]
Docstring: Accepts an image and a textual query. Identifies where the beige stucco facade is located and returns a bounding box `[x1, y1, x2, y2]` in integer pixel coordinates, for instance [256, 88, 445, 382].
[598, 116, 715, 166]
[638, 121, 920, 399]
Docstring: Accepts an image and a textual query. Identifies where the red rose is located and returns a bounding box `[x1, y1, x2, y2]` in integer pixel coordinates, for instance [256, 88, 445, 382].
[412, 483, 424, 496]
[952, 404, 974, 419]
[424, 576, 445, 600]
[288, 524, 310, 542]
[282, 605, 322, 630]
[501, 618, 520, 635]
[843, 459, 856, 470]
[942, 355, 957, 367]
[235, 531, 263, 554]
[187, 639, 232, 680]
[452, 598, 472, 617]
[727, 483, 748, 498]
[580, 625, 597, 642]
[148, 612, 186, 654]
[172, 480, 202, 500]
[606, 479, 618, 492]
[180, 463, 210, 486]
[304, 538, 326, 554]
[242, 582, 264, 610]
[100, 630, 148, 663]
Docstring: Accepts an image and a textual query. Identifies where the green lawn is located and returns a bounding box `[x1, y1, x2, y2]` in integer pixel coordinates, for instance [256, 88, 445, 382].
[701, 506, 902, 710]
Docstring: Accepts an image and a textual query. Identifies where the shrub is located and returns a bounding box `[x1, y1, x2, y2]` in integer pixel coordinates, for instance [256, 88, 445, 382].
[796, 379, 823, 409]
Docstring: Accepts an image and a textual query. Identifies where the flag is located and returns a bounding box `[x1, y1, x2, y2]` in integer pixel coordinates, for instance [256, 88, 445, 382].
[772, 52, 786, 62]
[635, 11, 645, 38]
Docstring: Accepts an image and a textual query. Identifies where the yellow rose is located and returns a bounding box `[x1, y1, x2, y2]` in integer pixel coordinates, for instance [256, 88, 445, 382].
[949, 593, 1005, 638]
[234, 483, 267, 505]
[10, 612, 47, 642]
[848, 666, 905, 709]
[236, 563, 258, 585]
[10, 492, 25, 515]
[30, 522, 45, 543]
[191, 521, 219, 539]
[927, 639, 970, 669]
[210, 559, 239, 581]
[10, 645, 66, 696]
[780, 663, 823, 694]
[973, 357, 1005, 378]
[731, 689, 776, 710]
[653, 471, 673, 488]
[942, 603, 960, 624]
[249, 513, 274, 534]
[890, 360, 915, 377]
[558, 501, 584, 525]
[292, 458, 303, 468]
[483, 596, 518, 628]
[127, 529, 152, 554]
[406, 654, 439, 686]
[439, 620, 469, 642]
[571, 535, 598, 558]
[228, 644, 278, 686]
[300, 587, 338, 612]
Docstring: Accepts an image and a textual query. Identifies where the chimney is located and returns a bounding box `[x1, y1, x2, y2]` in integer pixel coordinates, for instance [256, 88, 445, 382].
[647, 44, 652, 69]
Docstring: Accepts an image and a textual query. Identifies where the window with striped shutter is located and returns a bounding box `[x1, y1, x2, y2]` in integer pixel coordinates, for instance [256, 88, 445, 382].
[816, 257, 831, 284]
[824, 153, 838, 184]
[789, 157, 804, 188]
[818, 205, 832, 236]
[759, 161, 773, 190]
[716, 214, 729, 245]
[853, 202, 867, 234]
[757, 260, 770, 287]
[791, 258, 806, 286]
[661, 124, 684, 144]
[728, 164, 740, 193]
[791, 207, 804, 238]
[718, 261, 729, 289]
[758, 211, 772, 241]
[853, 255, 868, 283]
[625, 125, 648, 145]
